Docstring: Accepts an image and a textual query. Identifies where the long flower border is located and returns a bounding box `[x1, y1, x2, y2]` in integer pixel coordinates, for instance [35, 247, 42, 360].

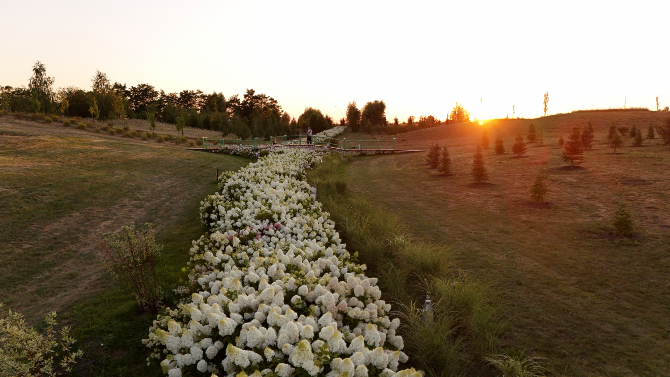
[144, 148, 419, 377]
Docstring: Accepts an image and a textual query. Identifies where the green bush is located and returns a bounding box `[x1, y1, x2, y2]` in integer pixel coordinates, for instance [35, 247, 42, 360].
[76, 122, 86, 130]
[612, 203, 634, 237]
[115, 128, 124, 135]
[44, 116, 53, 123]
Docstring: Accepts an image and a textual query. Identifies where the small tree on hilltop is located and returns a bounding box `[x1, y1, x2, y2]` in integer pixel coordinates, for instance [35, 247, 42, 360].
[529, 173, 548, 204]
[558, 136, 564, 148]
[608, 131, 623, 153]
[543, 92, 549, 116]
[472, 144, 488, 183]
[633, 129, 643, 147]
[527, 123, 537, 143]
[647, 124, 655, 139]
[581, 120, 594, 150]
[494, 135, 505, 154]
[612, 203, 634, 237]
[482, 130, 490, 149]
[438, 145, 451, 175]
[561, 126, 584, 167]
[426, 143, 440, 168]
[512, 134, 527, 157]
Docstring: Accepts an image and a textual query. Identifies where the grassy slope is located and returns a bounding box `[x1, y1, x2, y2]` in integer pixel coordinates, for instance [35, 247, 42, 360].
[342, 110, 670, 376]
[0, 116, 249, 375]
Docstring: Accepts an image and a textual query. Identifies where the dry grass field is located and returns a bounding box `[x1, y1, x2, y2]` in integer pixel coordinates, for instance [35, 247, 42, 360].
[339, 110, 670, 376]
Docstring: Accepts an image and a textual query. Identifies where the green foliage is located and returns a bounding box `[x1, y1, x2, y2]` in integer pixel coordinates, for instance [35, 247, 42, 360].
[28, 61, 56, 114]
[0, 303, 83, 376]
[482, 130, 490, 149]
[147, 112, 157, 133]
[581, 120, 594, 150]
[608, 131, 623, 153]
[175, 116, 185, 137]
[88, 98, 100, 119]
[427, 144, 440, 168]
[451, 102, 470, 123]
[527, 123, 537, 143]
[361, 100, 387, 129]
[494, 135, 505, 154]
[658, 118, 670, 144]
[472, 144, 488, 183]
[612, 203, 634, 237]
[298, 107, 333, 134]
[647, 124, 655, 139]
[485, 352, 548, 377]
[438, 145, 451, 175]
[607, 124, 618, 140]
[629, 125, 638, 137]
[98, 223, 163, 314]
[529, 173, 548, 204]
[633, 129, 643, 146]
[561, 126, 584, 166]
[512, 134, 527, 157]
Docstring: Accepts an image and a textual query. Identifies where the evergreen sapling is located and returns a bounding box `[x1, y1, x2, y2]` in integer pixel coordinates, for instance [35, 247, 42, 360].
[581, 120, 594, 150]
[558, 136, 564, 148]
[482, 130, 490, 149]
[647, 124, 655, 139]
[529, 173, 548, 204]
[426, 143, 440, 168]
[438, 145, 451, 175]
[512, 134, 527, 157]
[494, 135, 505, 154]
[561, 126, 584, 166]
[612, 203, 634, 237]
[527, 123, 537, 143]
[472, 144, 488, 183]
[633, 129, 643, 147]
[608, 131, 623, 153]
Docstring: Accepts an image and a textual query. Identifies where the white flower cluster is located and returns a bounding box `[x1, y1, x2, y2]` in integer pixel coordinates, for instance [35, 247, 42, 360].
[213, 145, 264, 158]
[144, 148, 420, 377]
[314, 126, 346, 139]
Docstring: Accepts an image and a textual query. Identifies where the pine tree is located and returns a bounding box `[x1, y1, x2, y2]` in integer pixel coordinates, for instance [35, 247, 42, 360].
[607, 124, 618, 140]
[512, 134, 527, 156]
[482, 130, 490, 149]
[581, 120, 594, 150]
[561, 126, 584, 166]
[529, 173, 548, 204]
[527, 123, 537, 143]
[438, 145, 451, 175]
[633, 129, 643, 147]
[612, 203, 634, 237]
[472, 145, 488, 183]
[426, 143, 440, 168]
[647, 124, 655, 139]
[608, 131, 623, 153]
[659, 118, 670, 145]
[494, 135, 505, 154]
[558, 136, 564, 148]
[629, 125, 637, 138]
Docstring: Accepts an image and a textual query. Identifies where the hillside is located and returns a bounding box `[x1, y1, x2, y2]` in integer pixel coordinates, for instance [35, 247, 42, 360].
[340, 110, 670, 376]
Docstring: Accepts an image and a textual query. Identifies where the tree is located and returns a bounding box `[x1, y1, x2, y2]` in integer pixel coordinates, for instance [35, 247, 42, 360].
[612, 203, 634, 237]
[527, 123, 537, 143]
[298, 107, 332, 134]
[481, 130, 489, 149]
[561, 126, 584, 166]
[472, 145, 488, 183]
[450, 102, 470, 123]
[89, 98, 100, 119]
[628, 125, 637, 138]
[407, 116, 415, 129]
[647, 124, 655, 139]
[176, 116, 185, 137]
[147, 112, 157, 134]
[656, 96, 660, 111]
[28, 61, 55, 114]
[529, 173, 548, 204]
[543, 92, 549, 116]
[558, 136, 564, 148]
[494, 135, 505, 154]
[346, 101, 361, 132]
[632, 129, 643, 146]
[581, 120, 594, 150]
[426, 144, 440, 168]
[512, 134, 527, 157]
[438, 145, 451, 175]
[608, 131, 623, 153]
[658, 118, 670, 144]
[90, 70, 125, 120]
[607, 124, 618, 140]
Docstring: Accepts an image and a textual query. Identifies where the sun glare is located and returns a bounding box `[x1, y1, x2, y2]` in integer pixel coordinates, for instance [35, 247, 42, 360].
[478, 120, 484, 126]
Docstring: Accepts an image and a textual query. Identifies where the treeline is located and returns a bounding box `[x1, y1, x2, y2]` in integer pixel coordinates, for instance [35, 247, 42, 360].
[1, 61, 341, 139]
[345, 100, 471, 135]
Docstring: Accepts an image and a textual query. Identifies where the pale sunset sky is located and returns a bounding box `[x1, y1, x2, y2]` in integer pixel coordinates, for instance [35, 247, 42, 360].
[2, 0, 669, 122]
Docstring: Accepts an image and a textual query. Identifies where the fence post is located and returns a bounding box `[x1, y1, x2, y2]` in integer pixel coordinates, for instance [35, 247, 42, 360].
[343, 138, 346, 151]
[377, 139, 380, 150]
[202, 137, 206, 149]
[393, 138, 396, 150]
[254, 139, 257, 149]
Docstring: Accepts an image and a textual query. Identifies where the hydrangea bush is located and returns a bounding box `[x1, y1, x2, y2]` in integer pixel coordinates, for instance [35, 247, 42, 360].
[144, 148, 419, 377]
[314, 126, 346, 139]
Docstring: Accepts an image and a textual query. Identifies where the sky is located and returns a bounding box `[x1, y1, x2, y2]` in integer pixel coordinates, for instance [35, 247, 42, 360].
[2, 0, 670, 122]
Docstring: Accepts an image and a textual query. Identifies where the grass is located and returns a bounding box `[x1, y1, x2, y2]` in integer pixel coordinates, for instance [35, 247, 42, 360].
[334, 110, 670, 376]
[0, 115, 249, 375]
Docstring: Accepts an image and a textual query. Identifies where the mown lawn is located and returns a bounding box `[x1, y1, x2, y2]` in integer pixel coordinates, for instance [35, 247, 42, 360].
[337, 112, 670, 376]
[0, 116, 249, 375]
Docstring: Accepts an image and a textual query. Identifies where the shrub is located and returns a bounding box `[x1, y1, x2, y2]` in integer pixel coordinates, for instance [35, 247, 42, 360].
[512, 134, 527, 157]
[115, 128, 124, 135]
[141, 132, 149, 141]
[188, 140, 195, 147]
[62, 120, 70, 127]
[0, 109, 7, 116]
[44, 116, 53, 123]
[529, 173, 548, 204]
[472, 144, 488, 183]
[52, 115, 61, 123]
[123, 130, 133, 138]
[108, 128, 115, 135]
[494, 136, 505, 154]
[99, 223, 163, 314]
[0, 303, 83, 376]
[76, 122, 86, 130]
[612, 203, 634, 237]
[30, 113, 44, 122]
[176, 136, 188, 144]
[485, 352, 548, 377]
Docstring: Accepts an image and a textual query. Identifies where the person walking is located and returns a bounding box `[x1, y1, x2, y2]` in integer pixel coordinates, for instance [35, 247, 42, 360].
[307, 127, 313, 145]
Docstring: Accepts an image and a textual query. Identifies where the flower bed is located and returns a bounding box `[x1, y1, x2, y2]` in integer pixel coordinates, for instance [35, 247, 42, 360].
[315, 126, 346, 139]
[144, 148, 419, 377]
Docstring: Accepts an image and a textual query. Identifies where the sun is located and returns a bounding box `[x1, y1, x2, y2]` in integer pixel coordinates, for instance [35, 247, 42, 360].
[478, 120, 484, 126]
